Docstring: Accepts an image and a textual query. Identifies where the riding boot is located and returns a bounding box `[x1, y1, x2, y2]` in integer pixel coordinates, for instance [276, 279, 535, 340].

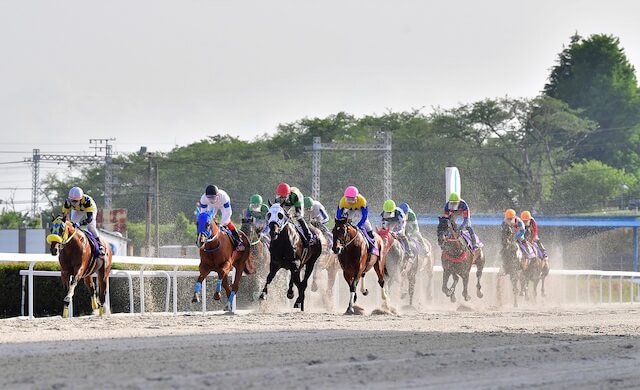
[298, 218, 313, 247]
[467, 226, 478, 249]
[366, 229, 379, 256]
[537, 240, 548, 259]
[230, 227, 245, 251]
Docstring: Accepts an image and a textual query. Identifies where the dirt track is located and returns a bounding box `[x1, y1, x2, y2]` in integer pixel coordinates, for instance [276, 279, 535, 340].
[1, 305, 639, 389]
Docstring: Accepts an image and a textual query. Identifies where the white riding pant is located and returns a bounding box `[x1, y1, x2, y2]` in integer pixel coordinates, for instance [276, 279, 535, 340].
[69, 210, 100, 238]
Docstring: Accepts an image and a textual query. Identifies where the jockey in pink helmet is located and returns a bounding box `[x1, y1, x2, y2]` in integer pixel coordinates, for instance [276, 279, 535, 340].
[336, 185, 378, 256]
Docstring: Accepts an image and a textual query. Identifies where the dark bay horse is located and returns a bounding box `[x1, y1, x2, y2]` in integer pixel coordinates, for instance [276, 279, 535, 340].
[193, 212, 255, 312]
[46, 215, 112, 317]
[499, 221, 523, 307]
[259, 203, 323, 311]
[436, 216, 485, 303]
[333, 218, 389, 314]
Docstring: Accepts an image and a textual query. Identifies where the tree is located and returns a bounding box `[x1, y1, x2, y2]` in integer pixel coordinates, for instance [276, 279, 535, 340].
[550, 160, 637, 213]
[544, 33, 640, 171]
[430, 97, 595, 211]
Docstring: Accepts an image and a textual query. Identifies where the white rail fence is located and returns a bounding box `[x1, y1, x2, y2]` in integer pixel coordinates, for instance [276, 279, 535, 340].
[2, 253, 640, 319]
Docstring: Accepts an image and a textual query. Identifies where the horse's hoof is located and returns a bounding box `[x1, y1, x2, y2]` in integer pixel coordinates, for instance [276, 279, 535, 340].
[62, 306, 69, 318]
[362, 289, 369, 296]
[450, 295, 457, 303]
[98, 306, 105, 316]
[477, 290, 484, 299]
[345, 308, 355, 315]
[294, 302, 301, 309]
[213, 292, 221, 301]
[192, 293, 201, 303]
[464, 295, 471, 302]
[287, 291, 295, 299]
[259, 292, 267, 300]
[91, 296, 99, 311]
[310, 282, 318, 292]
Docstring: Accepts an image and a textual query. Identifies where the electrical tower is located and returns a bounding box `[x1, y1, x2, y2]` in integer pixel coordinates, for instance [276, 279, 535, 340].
[25, 138, 115, 216]
[309, 132, 392, 200]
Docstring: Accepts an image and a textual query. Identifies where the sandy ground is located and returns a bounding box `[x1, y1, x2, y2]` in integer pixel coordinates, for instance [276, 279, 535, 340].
[1, 303, 640, 390]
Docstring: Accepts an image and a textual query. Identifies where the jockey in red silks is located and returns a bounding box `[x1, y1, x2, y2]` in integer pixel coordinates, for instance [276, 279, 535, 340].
[521, 210, 548, 259]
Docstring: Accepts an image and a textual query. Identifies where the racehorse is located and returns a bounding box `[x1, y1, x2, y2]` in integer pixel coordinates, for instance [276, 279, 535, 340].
[309, 220, 340, 310]
[46, 215, 112, 317]
[436, 216, 486, 303]
[518, 240, 550, 301]
[498, 221, 523, 307]
[241, 217, 271, 298]
[408, 232, 435, 301]
[376, 227, 414, 305]
[193, 211, 255, 312]
[332, 218, 389, 314]
[259, 203, 323, 311]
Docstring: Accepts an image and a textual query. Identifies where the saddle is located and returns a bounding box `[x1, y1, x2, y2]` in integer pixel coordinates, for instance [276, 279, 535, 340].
[220, 225, 241, 249]
[293, 223, 317, 246]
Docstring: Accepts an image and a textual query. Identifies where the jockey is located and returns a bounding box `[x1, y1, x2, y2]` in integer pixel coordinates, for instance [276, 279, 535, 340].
[504, 208, 525, 242]
[242, 194, 269, 235]
[521, 210, 548, 259]
[198, 184, 244, 251]
[399, 202, 420, 236]
[443, 192, 478, 249]
[336, 185, 379, 256]
[381, 199, 414, 257]
[61, 186, 105, 257]
[304, 196, 330, 235]
[275, 182, 314, 247]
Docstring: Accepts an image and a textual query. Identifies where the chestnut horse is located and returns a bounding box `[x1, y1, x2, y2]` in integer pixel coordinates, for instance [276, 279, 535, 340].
[259, 203, 323, 311]
[332, 218, 389, 314]
[46, 215, 112, 317]
[436, 216, 485, 303]
[193, 211, 255, 312]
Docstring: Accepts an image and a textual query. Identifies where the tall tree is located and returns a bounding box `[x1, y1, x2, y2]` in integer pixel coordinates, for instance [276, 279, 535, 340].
[544, 33, 640, 171]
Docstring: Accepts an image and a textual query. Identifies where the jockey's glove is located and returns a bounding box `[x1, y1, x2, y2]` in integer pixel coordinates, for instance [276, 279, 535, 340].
[72, 222, 81, 228]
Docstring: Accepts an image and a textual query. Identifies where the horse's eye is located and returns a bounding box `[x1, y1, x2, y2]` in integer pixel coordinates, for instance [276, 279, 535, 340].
[267, 212, 271, 219]
[277, 212, 283, 219]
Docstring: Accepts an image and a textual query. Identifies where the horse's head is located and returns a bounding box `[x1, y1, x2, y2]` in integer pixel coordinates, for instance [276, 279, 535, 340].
[267, 203, 287, 241]
[332, 217, 354, 254]
[196, 211, 217, 249]
[46, 215, 70, 256]
[437, 216, 465, 254]
[436, 216, 453, 246]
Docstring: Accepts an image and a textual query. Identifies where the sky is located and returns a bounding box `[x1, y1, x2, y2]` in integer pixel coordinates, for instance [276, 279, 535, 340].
[1, 0, 640, 213]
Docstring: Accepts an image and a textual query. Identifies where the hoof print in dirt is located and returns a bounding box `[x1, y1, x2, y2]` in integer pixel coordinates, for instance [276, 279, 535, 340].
[456, 304, 474, 312]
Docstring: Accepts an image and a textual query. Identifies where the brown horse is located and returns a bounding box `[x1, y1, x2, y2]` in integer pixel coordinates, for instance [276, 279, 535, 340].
[436, 216, 485, 303]
[518, 240, 550, 301]
[193, 211, 255, 312]
[46, 215, 112, 317]
[332, 218, 389, 314]
[498, 221, 523, 308]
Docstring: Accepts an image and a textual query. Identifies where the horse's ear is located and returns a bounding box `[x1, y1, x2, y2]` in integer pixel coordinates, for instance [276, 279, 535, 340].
[268, 199, 272, 207]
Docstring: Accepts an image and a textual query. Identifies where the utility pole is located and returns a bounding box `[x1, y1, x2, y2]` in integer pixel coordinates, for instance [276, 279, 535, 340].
[145, 155, 152, 256]
[89, 138, 116, 209]
[155, 159, 160, 253]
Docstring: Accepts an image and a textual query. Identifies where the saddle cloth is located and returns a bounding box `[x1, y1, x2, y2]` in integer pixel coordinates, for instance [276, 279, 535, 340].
[460, 230, 484, 249]
[82, 230, 102, 258]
